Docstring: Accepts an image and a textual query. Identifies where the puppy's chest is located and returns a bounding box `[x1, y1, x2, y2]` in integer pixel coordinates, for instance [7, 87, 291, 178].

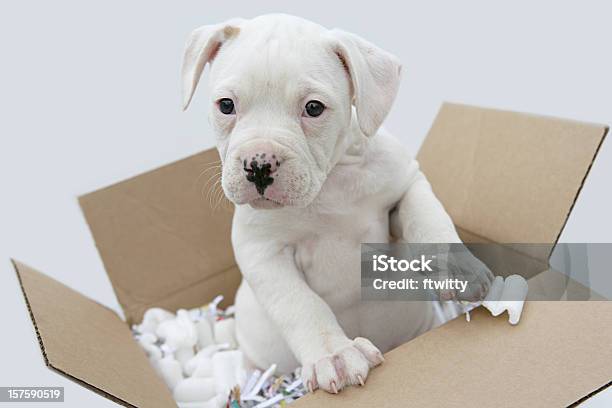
[294, 204, 390, 291]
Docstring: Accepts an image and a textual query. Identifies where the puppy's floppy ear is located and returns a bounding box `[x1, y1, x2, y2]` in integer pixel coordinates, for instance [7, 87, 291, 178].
[181, 19, 244, 110]
[328, 29, 402, 137]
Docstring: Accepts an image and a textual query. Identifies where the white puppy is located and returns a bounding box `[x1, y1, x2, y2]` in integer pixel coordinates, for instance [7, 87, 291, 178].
[182, 14, 489, 394]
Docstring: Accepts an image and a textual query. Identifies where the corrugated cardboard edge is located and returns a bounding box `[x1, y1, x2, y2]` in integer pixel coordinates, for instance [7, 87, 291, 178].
[570, 382, 612, 407]
[11, 259, 137, 408]
[11, 259, 177, 408]
[552, 124, 609, 247]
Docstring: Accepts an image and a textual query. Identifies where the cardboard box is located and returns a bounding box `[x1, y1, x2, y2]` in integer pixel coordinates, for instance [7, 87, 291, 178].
[12, 103, 611, 407]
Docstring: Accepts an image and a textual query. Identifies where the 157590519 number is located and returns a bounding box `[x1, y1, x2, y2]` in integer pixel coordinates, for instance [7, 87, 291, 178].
[1, 387, 64, 402]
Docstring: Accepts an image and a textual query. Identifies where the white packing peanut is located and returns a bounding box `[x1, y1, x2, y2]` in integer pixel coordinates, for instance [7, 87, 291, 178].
[135, 308, 174, 335]
[156, 310, 198, 351]
[482, 275, 528, 325]
[482, 276, 505, 316]
[187, 306, 206, 322]
[177, 395, 225, 408]
[160, 343, 176, 357]
[175, 346, 196, 368]
[185, 354, 207, 377]
[212, 350, 244, 396]
[185, 344, 231, 377]
[502, 274, 528, 325]
[177, 310, 199, 345]
[208, 295, 224, 318]
[191, 358, 213, 378]
[136, 333, 162, 361]
[153, 355, 184, 390]
[173, 377, 216, 403]
[137, 332, 157, 343]
[198, 344, 231, 359]
[195, 318, 215, 349]
[214, 318, 238, 349]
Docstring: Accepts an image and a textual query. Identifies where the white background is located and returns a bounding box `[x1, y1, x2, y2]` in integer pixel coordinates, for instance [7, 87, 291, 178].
[1, 1, 611, 406]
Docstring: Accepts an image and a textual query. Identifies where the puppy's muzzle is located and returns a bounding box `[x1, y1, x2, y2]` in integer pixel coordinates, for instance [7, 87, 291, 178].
[241, 152, 282, 195]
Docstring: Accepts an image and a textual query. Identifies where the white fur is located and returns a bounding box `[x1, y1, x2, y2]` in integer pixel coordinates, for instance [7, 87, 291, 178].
[182, 14, 466, 394]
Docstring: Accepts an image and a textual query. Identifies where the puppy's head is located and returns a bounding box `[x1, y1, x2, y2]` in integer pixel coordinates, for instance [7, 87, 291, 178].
[182, 14, 401, 209]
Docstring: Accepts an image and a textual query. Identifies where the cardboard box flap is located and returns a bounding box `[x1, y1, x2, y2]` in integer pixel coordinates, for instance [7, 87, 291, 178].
[417, 103, 608, 244]
[12, 260, 176, 408]
[295, 302, 612, 407]
[79, 149, 241, 324]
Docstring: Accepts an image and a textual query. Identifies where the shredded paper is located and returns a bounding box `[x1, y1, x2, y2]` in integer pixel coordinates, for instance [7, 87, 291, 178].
[132, 296, 306, 408]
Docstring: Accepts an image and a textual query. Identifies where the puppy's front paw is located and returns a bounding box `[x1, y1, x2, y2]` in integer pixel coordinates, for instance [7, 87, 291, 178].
[301, 337, 384, 394]
[439, 250, 494, 302]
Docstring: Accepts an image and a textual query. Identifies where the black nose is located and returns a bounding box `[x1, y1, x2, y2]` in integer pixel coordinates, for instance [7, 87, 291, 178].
[244, 159, 274, 195]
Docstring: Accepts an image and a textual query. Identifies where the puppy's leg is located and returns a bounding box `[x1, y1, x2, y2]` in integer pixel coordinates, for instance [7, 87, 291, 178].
[390, 171, 493, 301]
[390, 171, 460, 244]
[237, 245, 383, 394]
[234, 280, 299, 374]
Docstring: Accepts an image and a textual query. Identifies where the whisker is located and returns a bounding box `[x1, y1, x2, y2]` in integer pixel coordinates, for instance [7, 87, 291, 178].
[197, 159, 221, 168]
[214, 186, 230, 211]
[212, 187, 222, 210]
[195, 165, 222, 186]
[201, 172, 222, 197]
[193, 160, 233, 211]
[200, 174, 218, 200]
[202, 178, 221, 206]
[207, 180, 222, 209]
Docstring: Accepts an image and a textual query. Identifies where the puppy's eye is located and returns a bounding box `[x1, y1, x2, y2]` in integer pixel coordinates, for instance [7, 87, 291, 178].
[303, 100, 325, 118]
[218, 98, 235, 115]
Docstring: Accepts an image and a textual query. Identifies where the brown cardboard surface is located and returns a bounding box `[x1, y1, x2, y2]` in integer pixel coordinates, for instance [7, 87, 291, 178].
[79, 149, 239, 324]
[418, 103, 608, 244]
[12, 260, 176, 408]
[294, 302, 612, 408]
